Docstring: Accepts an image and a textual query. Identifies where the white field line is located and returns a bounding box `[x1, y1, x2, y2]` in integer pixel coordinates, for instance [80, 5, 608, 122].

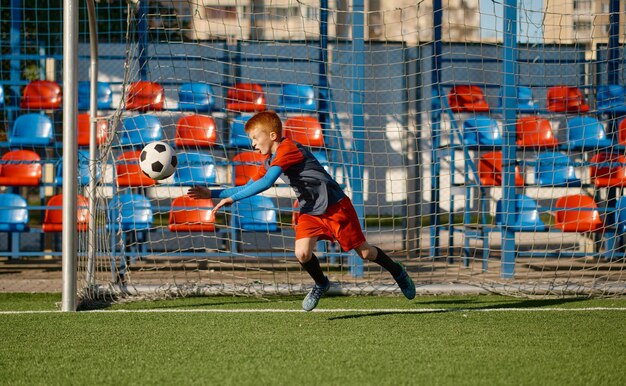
[2, 307, 626, 315]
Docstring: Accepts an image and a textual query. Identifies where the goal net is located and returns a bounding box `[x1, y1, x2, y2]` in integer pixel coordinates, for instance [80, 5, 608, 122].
[76, 0, 626, 304]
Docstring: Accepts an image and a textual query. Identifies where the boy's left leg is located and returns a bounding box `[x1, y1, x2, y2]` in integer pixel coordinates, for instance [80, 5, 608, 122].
[295, 236, 330, 311]
[354, 242, 416, 300]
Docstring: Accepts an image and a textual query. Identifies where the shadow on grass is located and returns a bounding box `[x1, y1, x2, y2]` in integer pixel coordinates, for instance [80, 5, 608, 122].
[327, 297, 590, 321]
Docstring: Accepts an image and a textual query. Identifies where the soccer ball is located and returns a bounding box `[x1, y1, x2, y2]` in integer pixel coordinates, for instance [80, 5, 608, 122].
[139, 141, 178, 180]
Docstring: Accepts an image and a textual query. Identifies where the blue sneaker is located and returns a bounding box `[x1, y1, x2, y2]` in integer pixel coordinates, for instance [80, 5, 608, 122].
[394, 266, 415, 300]
[302, 279, 330, 311]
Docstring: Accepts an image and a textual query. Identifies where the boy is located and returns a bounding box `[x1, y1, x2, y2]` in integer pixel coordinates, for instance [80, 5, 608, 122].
[188, 111, 415, 311]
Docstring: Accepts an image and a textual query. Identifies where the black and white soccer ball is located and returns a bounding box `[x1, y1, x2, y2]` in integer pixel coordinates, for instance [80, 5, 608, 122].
[139, 141, 177, 180]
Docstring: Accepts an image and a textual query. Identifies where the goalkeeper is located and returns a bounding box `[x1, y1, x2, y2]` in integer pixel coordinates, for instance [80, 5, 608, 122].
[188, 111, 415, 311]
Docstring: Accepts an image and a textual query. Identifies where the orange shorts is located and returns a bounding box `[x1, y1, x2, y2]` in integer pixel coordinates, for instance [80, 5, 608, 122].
[295, 198, 366, 252]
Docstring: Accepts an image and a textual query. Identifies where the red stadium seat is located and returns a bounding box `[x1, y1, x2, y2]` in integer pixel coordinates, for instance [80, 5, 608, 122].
[546, 86, 590, 113]
[516, 116, 559, 148]
[589, 152, 626, 188]
[175, 114, 217, 148]
[553, 194, 602, 233]
[125, 81, 165, 111]
[448, 85, 490, 113]
[77, 113, 108, 147]
[226, 83, 267, 113]
[115, 150, 157, 187]
[42, 194, 90, 232]
[478, 151, 524, 187]
[0, 150, 42, 186]
[284, 116, 324, 147]
[20, 80, 62, 109]
[168, 196, 215, 232]
[232, 151, 265, 186]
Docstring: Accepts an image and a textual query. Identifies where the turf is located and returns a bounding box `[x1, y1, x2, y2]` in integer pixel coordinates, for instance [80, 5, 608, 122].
[1, 294, 626, 385]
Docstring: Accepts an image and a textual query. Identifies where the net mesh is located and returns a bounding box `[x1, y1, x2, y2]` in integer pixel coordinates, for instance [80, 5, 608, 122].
[71, 0, 626, 304]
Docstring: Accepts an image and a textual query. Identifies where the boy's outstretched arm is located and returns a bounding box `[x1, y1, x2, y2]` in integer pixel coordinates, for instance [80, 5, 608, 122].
[188, 166, 283, 220]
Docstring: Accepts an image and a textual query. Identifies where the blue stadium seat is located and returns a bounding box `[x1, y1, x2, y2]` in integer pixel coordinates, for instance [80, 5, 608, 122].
[0, 193, 29, 232]
[462, 116, 502, 147]
[12, 113, 50, 143]
[178, 82, 215, 112]
[278, 84, 316, 112]
[0, 85, 4, 109]
[9, 113, 54, 146]
[534, 152, 581, 187]
[566, 116, 613, 150]
[78, 81, 113, 110]
[498, 86, 538, 112]
[119, 114, 163, 147]
[55, 150, 99, 186]
[0, 192, 29, 258]
[496, 194, 546, 232]
[596, 85, 626, 113]
[174, 152, 217, 186]
[228, 115, 253, 148]
[108, 193, 154, 232]
[234, 196, 278, 232]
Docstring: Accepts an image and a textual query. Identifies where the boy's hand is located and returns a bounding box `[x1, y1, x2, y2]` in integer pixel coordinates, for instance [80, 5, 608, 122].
[187, 186, 211, 199]
[209, 197, 234, 222]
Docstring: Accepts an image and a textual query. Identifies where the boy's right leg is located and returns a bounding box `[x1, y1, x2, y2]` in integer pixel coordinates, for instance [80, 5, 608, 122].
[296, 237, 330, 311]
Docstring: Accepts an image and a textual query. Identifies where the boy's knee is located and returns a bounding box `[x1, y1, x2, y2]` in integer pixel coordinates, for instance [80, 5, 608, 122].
[354, 243, 377, 261]
[294, 249, 313, 263]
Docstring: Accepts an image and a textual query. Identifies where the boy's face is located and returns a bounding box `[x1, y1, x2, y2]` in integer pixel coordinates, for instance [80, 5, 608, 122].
[248, 126, 278, 156]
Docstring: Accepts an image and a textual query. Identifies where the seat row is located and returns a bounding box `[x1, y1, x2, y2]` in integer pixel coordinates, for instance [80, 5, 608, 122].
[446, 84, 626, 114]
[1, 112, 324, 150]
[477, 150, 626, 188]
[462, 114, 624, 150]
[0, 192, 279, 247]
[1, 80, 318, 113]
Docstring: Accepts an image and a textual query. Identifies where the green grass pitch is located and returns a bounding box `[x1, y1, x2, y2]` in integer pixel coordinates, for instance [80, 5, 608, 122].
[1, 293, 625, 385]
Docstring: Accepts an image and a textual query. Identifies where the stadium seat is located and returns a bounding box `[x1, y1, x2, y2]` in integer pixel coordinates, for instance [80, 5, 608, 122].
[447, 85, 490, 113]
[546, 85, 590, 113]
[0, 85, 4, 109]
[168, 195, 215, 232]
[107, 193, 153, 231]
[496, 194, 546, 232]
[174, 152, 217, 186]
[9, 113, 54, 146]
[20, 80, 62, 110]
[516, 116, 559, 148]
[283, 116, 324, 147]
[42, 194, 89, 232]
[553, 194, 602, 233]
[477, 151, 524, 187]
[232, 151, 265, 186]
[226, 83, 266, 113]
[125, 81, 165, 111]
[0, 193, 29, 232]
[498, 86, 538, 112]
[567, 116, 613, 150]
[228, 115, 253, 148]
[178, 82, 215, 112]
[77, 113, 108, 147]
[175, 114, 217, 148]
[278, 84, 316, 112]
[0, 150, 42, 186]
[115, 150, 157, 187]
[55, 150, 99, 186]
[589, 152, 626, 188]
[233, 196, 278, 232]
[596, 84, 626, 113]
[534, 152, 581, 187]
[119, 114, 162, 147]
[462, 116, 502, 147]
[78, 81, 113, 111]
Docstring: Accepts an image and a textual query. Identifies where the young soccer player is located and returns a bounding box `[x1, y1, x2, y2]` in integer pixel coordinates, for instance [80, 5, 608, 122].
[188, 111, 415, 311]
